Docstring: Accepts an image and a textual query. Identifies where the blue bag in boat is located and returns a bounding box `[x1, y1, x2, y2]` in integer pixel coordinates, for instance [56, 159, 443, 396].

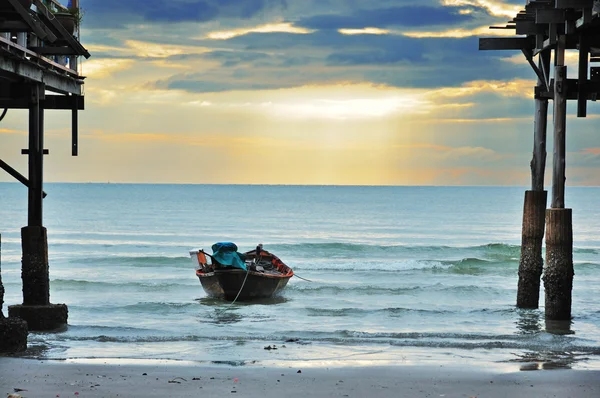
[211, 242, 247, 271]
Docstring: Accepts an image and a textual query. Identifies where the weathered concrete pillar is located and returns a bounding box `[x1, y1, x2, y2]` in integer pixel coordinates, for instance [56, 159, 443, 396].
[7, 83, 67, 331]
[543, 209, 573, 320]
[21, 226, 50, 305]
[0, 234, 28, 353]
[543, 36, 573, 321]
[517, 190, 547, 308]
[8, 227, 68, 330]
[517, 51, 549, 309]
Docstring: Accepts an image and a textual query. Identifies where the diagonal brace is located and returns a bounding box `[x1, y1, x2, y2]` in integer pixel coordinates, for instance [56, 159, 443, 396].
[0, 159, 47, 198]
[522, 48, 550, 91]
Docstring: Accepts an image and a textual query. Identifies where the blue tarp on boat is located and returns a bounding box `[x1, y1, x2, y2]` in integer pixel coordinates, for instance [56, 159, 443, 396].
[211, 242, 247, 271]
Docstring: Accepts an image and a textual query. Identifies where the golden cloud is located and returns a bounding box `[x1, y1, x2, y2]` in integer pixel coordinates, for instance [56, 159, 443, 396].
[0, 128, 22, 134]
[428, 79, 535, 99]
[441, 0, 521, 18]
[338, 27, 390, 35]
[81, 59, 135, 78]
[123, 40, 212, 58]
[404, 25, 516, 38]
[206, 22, 314, 40]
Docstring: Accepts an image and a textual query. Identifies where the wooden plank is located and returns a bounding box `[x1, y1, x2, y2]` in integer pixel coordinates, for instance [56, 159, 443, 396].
[576, 7, 593, 28]
[32, 0, 90, 59]
[27, 83, 43, 227]
[531, 51, 550, 192]
[555, 0, 593, 9]
[29, 46, 83, 55]
[0, 21, 31, 31]
[551, 36, 567, 209]
[516, 20, 546, 35]
[532, 32, 580, 56]
[0, 55, 82, 94]
[0, 94, 84, 110]
[537, 8, 566, 23]
[72, 106, 78, 156]
[5, 0, 55, 41]
[0, 36, 79, 77]
[523, 48, 549, 90]
[479, 37, 534, 50]
[526, 1, 554, 10]
[537, 79, 600, 100]
[578, 35, 589, 117]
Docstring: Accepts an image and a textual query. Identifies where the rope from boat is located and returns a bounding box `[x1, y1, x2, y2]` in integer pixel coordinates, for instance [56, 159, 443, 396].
[0, 108, 7, 122]
[230, 267, 250, 306]
[294, 274, 313, 282]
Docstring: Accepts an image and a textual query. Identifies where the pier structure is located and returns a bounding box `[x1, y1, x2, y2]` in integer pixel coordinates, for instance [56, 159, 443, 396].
[480, 0, 600, 320]
[0, 0, 89, 351]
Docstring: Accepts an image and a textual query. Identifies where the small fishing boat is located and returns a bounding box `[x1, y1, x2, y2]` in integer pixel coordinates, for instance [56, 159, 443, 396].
[189, 242, 294, 301]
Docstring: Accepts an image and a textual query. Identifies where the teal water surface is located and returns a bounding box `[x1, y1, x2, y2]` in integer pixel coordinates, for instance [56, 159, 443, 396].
[0, 184, 599, 368]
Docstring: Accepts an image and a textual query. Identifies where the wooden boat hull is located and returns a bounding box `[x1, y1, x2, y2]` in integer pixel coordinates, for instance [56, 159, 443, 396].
[197, 269, 291, 301]
[192, 247, 293, 301]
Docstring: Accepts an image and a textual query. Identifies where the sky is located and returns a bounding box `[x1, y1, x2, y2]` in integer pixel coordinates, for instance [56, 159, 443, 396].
[1, 0, 599, 186]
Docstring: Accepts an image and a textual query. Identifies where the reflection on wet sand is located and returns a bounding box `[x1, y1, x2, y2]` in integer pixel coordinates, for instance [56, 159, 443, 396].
[515, 309, 542, 334]
[514, 350, 585, 371]
[194, 295, 288, 326]
[545, 319, 575, 335]
[512, 310, 584, 370]
[196, 296, 289, 306]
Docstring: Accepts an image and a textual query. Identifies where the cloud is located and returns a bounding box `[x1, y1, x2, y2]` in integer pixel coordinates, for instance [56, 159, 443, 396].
[429, 79, 534, 99]
[339, 28, 391, 35]
[153, 78, 287, 93]
[440, 0, 522, 18]
[82, 0, 288, 25]
[122, 40, 212, 58]
[81, 59, 135, 78]
[0, 128, 22, 135]
[297, 5, 473, 30]
[206, 22, 313, 40]
[404, 24, 517, 38]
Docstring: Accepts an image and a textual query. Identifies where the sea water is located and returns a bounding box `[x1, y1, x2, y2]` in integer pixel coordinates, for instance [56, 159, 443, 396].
[0, 183, 599, 369]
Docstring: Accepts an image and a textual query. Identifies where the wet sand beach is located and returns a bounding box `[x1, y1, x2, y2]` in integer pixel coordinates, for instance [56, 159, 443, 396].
[1, 357, 599, 398]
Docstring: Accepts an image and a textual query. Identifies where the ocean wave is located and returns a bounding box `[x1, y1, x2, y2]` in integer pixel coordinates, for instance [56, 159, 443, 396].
[270, 242, 522, 259]
[574, 261, 600, 270]
[291, 258, 516, 274]
[32, 330, 600, 355]
[46, 243, 597, 273]
[51, 279, 194, 291]
[304, 307, 449, 317]
[574, 248, 600, 255]
[70, 301, 200, 313]
[67, 256, 191, 268]
[286, 284, 507, 296]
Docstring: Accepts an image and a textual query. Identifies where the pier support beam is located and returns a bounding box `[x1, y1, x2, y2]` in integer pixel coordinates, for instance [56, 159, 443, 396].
[7, 83, 68, 331]
[543, 36, 573, 321]
[543, 209, 573, 320]
[517, 51, 550, 309]
[0, 234, 28, 353]
[517, 190, 547, 308]
[8, 227, 68, 331]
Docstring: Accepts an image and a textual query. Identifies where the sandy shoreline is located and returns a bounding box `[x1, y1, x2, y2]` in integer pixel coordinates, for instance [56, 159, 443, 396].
[1, 357, 599, 398]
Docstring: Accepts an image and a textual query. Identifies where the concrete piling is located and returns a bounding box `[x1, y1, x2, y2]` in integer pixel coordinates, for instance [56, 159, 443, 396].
[0, 234, 28, 353]
[543, 209, 574, 320]
[517, 190, 547, 308]
[8, 227, 68, 331]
